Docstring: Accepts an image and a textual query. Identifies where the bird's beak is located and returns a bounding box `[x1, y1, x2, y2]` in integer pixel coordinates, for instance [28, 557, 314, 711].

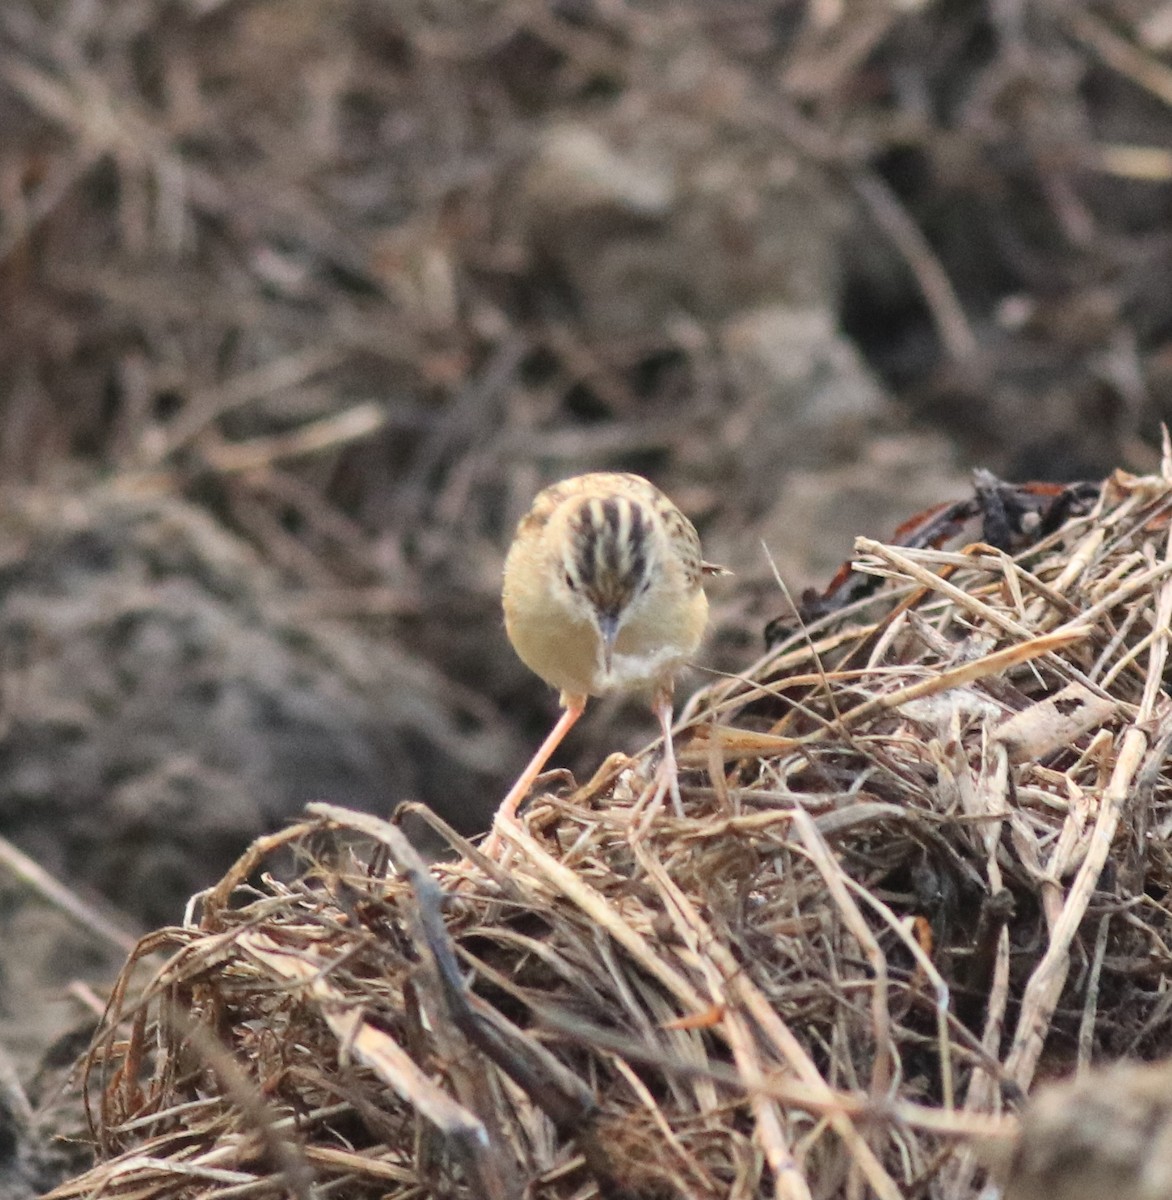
[597, 611, 620, 673]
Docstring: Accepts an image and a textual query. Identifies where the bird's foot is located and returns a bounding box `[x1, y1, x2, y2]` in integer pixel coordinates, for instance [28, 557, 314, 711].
[664, 757, 685, 819]
[480, 813, 521, 866]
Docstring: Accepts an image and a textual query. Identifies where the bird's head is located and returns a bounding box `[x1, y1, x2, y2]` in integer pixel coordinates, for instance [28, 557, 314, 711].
[552, 493, 659, 671]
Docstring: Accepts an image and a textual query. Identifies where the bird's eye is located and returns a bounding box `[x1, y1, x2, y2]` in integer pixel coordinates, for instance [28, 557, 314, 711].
[564, 571, 577, 591]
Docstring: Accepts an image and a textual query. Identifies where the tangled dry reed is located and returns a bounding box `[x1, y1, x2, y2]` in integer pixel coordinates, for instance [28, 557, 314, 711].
[47, 464, 1172, 1199]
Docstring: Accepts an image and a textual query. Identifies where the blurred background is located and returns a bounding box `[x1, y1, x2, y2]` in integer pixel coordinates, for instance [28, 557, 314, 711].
[1, 0, 1172, 1162]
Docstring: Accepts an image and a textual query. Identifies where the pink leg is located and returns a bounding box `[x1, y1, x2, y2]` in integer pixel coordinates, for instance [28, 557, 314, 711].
[484, 694, 586, 857]
[652, 687, 684, 818]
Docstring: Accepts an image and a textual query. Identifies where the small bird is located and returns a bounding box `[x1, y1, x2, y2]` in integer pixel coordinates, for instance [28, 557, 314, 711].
[493, 471, 718, 846]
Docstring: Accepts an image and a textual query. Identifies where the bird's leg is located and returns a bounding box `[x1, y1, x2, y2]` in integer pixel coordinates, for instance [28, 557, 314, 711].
[652, 684, 684, 818]
[484, 693, 586, 857]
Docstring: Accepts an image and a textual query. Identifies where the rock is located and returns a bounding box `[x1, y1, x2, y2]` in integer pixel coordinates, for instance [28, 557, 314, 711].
[0, 486, 512, 927]
[1002, 1060, 1172, 1200]
[518, 119, 844, 341]
[720, 304, 891, 491]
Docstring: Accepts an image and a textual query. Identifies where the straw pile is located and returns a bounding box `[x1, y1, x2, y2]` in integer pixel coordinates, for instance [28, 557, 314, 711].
[47, 464, 1172, 1200]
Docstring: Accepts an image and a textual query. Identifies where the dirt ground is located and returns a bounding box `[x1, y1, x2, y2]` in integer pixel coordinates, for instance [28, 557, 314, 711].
[1, 0, 1171, 1193]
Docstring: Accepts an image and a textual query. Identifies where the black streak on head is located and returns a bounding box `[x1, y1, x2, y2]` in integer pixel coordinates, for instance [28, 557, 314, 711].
[628, 504, 647, 585]
[572, 506, 598, 588]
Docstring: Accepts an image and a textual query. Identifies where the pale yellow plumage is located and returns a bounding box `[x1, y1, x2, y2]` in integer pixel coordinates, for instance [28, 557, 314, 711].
[490, 472, 717, 851]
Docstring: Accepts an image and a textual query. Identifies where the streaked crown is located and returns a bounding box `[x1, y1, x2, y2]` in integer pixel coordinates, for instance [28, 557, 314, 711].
[561, 493, 657, 625]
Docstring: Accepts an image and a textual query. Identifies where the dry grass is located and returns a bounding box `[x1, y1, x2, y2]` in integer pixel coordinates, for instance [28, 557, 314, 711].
[40, 458, 1172, 1198]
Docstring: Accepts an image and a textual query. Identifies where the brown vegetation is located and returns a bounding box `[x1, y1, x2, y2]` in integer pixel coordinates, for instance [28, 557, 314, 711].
[4, 0, 1172, 1196]
[47, 465, 1172, 1199]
